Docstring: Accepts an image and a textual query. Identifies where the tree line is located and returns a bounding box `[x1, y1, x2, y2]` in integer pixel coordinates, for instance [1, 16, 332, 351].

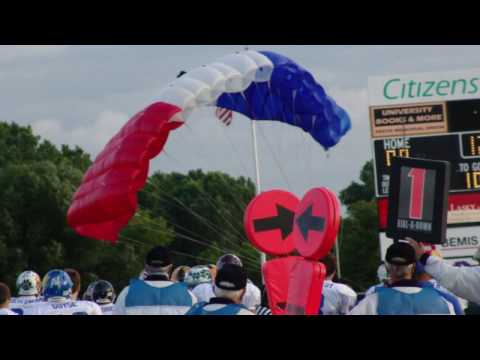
[0, 121, 380, 294]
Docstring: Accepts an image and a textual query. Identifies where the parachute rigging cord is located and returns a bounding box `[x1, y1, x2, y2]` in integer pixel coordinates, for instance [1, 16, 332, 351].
[67, 50, 352, 243]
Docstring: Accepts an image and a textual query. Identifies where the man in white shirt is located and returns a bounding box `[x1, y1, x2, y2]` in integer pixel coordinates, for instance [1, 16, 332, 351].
[186, 264, 254, 315]
[114, 246, 197, 315]
[192, 254, 261, 311]
[408, 238, 480, 305]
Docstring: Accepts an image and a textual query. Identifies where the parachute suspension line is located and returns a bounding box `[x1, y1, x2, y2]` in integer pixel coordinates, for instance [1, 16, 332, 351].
[145, 179, 251, 250]
[118, 235, 221, 268]
[215, 121, 252, 179]
[118, 234, 261, 275]
[141, 171, 252, 254]
[256, 124, 294, 192]
[239, 88, 293, 193]
[122, 221, 261, 268]
[146, 174, 250, 247]
[150, 120, 255, 250]
[179, 120, 251, 215]
[161, 149, 185, 168]
[212, 97, 256, 184]
[134, 202, 261, 266]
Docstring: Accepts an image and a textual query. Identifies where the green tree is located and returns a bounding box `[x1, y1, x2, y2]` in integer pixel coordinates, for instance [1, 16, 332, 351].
[0, 120, 266, 293]
[338, 160, 380, 292]
[139, 170, 261, 283]
[0, 121, 174, 294]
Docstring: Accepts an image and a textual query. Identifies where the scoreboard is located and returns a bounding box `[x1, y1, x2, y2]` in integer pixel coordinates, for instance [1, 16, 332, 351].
[369, 68, 480, 262]
[374, 131, 480, 197]
[370, 96, 480, 233]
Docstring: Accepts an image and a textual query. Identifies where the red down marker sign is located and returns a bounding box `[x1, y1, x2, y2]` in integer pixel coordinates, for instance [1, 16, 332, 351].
[244, 190, 299, 256]
[293, 188, 340, 260]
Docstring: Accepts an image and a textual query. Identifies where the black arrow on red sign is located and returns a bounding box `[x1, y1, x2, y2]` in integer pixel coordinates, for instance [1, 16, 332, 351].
[253, 205, 296, 239]
[296, 204, 325, 241]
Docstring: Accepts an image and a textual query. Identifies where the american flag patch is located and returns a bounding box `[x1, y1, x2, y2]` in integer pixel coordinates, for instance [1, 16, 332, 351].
[215, 107, 234, 126]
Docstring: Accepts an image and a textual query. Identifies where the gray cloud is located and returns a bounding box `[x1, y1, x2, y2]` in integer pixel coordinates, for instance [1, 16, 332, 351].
[4, 45, 480, 199]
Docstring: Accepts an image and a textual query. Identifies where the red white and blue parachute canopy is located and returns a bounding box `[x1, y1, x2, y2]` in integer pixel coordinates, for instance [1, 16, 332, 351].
[67, 50, 352, 243]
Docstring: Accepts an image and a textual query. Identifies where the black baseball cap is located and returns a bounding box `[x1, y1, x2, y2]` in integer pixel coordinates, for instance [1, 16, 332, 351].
[386, 242, 416, 266]
[145, 246, 172, 268]
[215, 264, 247, 291]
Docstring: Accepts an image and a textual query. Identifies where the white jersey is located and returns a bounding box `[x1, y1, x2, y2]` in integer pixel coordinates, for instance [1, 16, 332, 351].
[23, 299, 103, 315]
[99, 303, 114, 315]
[425, 256, 480, 305]
[0, 308, 18, 315]
[193, 280, 261, 311]
[321, 280, 357, 315]
[365, 283, 384, 297]
[9, 296, 43, 315]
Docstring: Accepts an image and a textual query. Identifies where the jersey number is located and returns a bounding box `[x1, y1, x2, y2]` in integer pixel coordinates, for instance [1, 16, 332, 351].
[408, 168, 426, 220]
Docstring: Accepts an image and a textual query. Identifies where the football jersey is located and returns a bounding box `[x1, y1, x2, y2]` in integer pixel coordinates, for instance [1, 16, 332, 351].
[10, 296, 42, 315]
[0, 308, 18, 315]
[321, 280, 358, 315]
[23, 299, 103, 315]
[99, 303, 114, 315]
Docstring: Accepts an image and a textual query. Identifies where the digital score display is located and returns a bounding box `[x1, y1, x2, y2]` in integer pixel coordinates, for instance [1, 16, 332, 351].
[374, 132, 480, 197]
[387, 158, 450, 244]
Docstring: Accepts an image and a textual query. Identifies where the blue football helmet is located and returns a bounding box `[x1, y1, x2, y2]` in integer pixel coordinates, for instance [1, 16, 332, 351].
[42, 270, 73, 300]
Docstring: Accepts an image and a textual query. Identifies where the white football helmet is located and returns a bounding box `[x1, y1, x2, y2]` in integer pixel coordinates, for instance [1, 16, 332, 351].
[16, 271, 41, 296]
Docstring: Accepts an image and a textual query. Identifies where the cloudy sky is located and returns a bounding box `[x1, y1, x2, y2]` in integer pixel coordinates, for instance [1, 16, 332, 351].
[2, 45, 480, 198]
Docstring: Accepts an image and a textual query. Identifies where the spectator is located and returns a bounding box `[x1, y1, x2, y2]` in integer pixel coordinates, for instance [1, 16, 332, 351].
[408, 238, 480, 305]
[83, 280, 116, 315]
[319, 254, 357, 315]
[113, 246, 197, 315]
[207, 264, 217, 280]
[185, 266, 212, 290]
[364, 263, 390, 297]
[186, 264, 254, 315]
[415, 255, 465, 315]
[171, 266, 191, 283]
[65, 268, 82, 301]
[192, 254, 261, 311]
[349, 242, 457, 315]
[0, 283, 17, 315]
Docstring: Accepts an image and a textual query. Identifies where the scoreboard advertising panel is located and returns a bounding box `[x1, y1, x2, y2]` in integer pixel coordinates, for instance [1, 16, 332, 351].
[369, 68, 480, 263]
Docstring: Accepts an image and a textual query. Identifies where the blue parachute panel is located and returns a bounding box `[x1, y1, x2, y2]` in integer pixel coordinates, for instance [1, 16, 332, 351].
[216, 51, 351, 150]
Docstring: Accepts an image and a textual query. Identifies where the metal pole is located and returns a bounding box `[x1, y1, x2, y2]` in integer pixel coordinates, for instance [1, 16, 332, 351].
[335, 222, 343, 279]
[251, 121, 267, 271]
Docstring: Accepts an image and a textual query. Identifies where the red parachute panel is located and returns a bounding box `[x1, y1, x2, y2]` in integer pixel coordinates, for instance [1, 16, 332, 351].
[67, 102, 183, 243]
